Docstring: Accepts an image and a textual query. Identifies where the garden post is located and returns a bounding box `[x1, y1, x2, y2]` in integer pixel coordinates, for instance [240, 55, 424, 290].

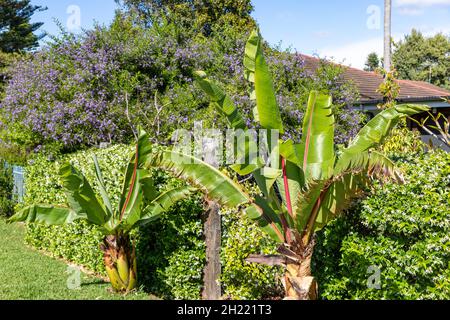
[201, 133, 222, 300]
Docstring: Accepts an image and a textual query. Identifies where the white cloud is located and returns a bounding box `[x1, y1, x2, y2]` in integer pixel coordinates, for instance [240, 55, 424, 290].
[317, 24, 450, 70]
[313, 31, 332, 38]
[395, 0, 450, 7]
[317, 37, 384, 69]
[415, 24, 450, 36]
[395, 0, 450, 15]
[397, 7, 424, 15]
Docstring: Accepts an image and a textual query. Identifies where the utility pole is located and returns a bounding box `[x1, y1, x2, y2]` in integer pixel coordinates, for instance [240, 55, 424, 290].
[384, 0, 392, 72]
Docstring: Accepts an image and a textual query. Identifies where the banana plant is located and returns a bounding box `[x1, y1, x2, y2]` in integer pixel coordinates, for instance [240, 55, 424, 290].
[9, 130, 194, 293]
[145, 30, 430, 300]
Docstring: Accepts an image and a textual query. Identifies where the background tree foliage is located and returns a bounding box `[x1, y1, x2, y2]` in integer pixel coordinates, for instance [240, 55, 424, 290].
[117, 0, 255, 36]
[393, 29, 450, 89]
[0, 0, 46, 53]
[0, 51, 18, 93]
[364, 52, 381, 72]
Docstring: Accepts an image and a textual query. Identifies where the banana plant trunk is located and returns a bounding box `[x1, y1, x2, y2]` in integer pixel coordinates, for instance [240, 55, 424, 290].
[101, 233, 137, 292]
[284, 251, 318, 300]
[247, 240, 318, 300]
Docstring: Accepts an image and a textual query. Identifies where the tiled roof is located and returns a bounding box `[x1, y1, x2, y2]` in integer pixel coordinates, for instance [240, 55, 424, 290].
[300, 54, 450, 104]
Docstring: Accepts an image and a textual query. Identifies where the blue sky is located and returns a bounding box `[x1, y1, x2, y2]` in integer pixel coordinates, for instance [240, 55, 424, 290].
[31, 0, 450, 69]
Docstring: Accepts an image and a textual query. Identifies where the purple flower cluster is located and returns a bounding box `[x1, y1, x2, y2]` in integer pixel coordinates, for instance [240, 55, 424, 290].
[0, 30, 128, 151]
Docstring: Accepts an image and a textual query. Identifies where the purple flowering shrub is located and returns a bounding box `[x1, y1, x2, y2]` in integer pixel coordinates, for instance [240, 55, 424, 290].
[0, 31, 130, 153]
[0, 14, 362, 154]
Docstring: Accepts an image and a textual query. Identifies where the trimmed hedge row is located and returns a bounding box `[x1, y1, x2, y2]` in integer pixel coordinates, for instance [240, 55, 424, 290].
[0, 159, 14, 217]
[313, 150, 450, 299]
[22, 145, 281, 299]
[22, 145, 450, 300]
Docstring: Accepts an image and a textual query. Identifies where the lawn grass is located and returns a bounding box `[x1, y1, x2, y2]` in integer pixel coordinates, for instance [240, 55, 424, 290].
[0, 218, 155, 300]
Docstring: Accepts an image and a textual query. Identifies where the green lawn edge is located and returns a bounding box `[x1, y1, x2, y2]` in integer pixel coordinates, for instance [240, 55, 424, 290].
[0, 218, 156, 300]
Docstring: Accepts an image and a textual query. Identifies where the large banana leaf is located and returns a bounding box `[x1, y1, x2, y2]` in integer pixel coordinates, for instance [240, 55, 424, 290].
[297, 91, 335, 181]
[194, 71, 247, 130]
[277, 140, 305, 217]
[59, 163, 108, 226]
[194, 71, 264, 176]
[9, 205, 84, 225]
[334, 150, 403, 182]
[294, 181, 325, 233]
[312, 173, 367, 233]
[314, 154, 399, 234]
[297, 151, 401, 236]
[120, 169, 152, 230]
[144, 149, 252, 208]
[245, 202, 285, 243]
[119, 129, 153, 221]
[336, 104, 429, 172]
[302, 151, 403, 238]
[137, 186, 195, 226]
[244, 30, 284, 133]
[93, 155, 113, 217]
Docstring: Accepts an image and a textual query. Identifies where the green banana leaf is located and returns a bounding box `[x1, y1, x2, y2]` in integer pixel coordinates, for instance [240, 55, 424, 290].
[194, 71, 247, 130]
[303, 151, 402, 234]
[297, 91, 335, 181]
[245, 202, 285, 243]
[144, 149, 252, 208]
[119, 129, 153, 221]
[194, 71, 264, 176]
[277, 140, 305, 216]
[334, 150, 402, 182]
[292, 155, 408, 240]
[244, 30, 284, 133]
[9, 205, 84, 225]
[120, 169, 152, 230]
[59, 163, 108, 226]
[138, 186, 195, 226]
[93, 155, 113, 217]
[336, 104, 429, 172]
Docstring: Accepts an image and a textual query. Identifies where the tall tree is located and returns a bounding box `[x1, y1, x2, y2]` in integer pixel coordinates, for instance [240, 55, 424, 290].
[393, 29, 450, 89]
[117, 0, 255, 36]
[0, 51, 16, 90]
[364, 52, 381, 72]
[0, 0, 46, 52]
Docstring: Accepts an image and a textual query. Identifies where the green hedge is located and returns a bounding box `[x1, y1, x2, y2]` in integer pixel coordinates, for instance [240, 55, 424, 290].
[23, 145, 449, 300]
[221, 211, 283, 299]
[0, 159, 14, 217]
[313, 150, 450, 299]
[22, 145, 280, 300]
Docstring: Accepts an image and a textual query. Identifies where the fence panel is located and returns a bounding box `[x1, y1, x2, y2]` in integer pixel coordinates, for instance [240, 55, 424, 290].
[12, 165, 25, 203]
